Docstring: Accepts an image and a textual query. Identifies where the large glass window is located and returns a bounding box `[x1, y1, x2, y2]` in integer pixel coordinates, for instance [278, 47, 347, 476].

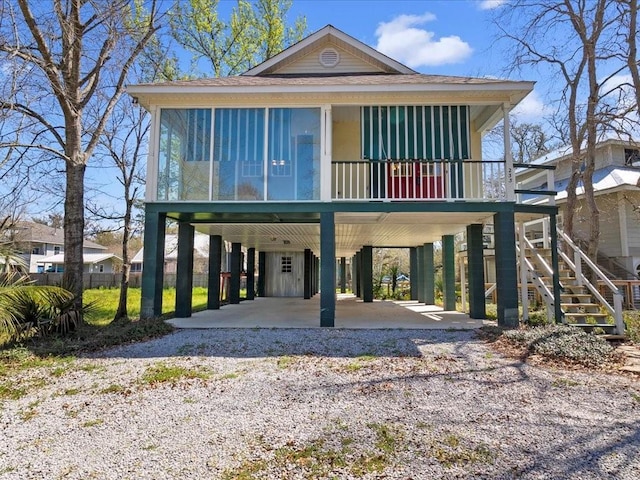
[156, 107, 321, 202]
[213, 108, 265, 200]
[157, 109, 212, 200]
[268, 108, 321, 200]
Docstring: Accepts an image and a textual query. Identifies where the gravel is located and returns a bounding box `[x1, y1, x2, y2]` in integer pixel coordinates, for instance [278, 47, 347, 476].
[1, 328, 639, 479]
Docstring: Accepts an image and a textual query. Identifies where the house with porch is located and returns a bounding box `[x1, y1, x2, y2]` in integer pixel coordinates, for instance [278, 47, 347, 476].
[127, 25, 562, 328]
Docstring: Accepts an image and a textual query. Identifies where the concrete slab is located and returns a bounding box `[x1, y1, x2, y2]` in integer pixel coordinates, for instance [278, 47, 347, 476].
[167, 294, 494, 330]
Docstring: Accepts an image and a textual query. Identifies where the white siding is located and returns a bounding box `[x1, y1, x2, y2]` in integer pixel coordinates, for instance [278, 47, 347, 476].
[625, 195, 640, 255]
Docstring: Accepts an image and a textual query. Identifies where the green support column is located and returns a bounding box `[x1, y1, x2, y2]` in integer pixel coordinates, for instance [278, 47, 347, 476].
[320, 212, 336, 327]
[257, 251, 266, 297]
[362, 246, 373, 303]
[207, 235, 222, 310]
[494, 211, 519, 328]
[141, 211, 166, 318]
[175, 222, 195, 318]
[246, 248, 255, 300]
[304, 249, 312, 299]
[549, 213, 563, 323]
[315, 256, 320, 294]
[442, 235, 456, 311]
[340, 257, 347, 293]
[416, 246, 425, 303]
[409, 247, 418, 300]
[424, 243, 435, 305]
[354, 252, 361, 298]
[230, 242, 241, 304]
[466, 224, 486, 319]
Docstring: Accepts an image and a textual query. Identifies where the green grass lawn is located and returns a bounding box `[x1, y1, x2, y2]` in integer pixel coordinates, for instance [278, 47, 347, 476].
[83, 287, 210, 326]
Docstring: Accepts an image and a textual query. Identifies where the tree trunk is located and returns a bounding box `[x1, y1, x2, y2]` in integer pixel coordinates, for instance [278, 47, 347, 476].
[114, 198, 132, 321]
[63, 160, 85, 312]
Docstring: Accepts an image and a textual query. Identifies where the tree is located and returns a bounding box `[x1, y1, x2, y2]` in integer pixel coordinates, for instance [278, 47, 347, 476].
[0, 0, 160, 312]
[486, 119, 556, 163]
[496, 1, 623, 260]
[169, 0, 306, 77]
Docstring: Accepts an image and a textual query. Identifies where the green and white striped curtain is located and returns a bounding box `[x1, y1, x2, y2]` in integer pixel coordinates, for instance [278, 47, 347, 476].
[361, 106, 470, 161]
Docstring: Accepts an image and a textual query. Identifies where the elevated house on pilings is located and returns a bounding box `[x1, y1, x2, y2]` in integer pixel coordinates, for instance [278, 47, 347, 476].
[127, 25, 561, 328]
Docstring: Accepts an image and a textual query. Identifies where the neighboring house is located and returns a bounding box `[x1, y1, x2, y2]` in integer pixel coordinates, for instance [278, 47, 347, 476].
[128, 25, 557, 327]
[517, 138, 640, 278]
[132, 232, 233, 274]
[37, 252, 122, 274]
[9, 222, 110, 273]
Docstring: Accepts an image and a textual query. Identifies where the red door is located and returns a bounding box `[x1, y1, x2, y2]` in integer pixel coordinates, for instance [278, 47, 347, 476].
[387, 161, 444, 199]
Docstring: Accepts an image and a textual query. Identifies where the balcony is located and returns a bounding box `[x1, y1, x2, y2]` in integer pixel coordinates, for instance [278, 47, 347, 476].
[332, 159, 510, 202]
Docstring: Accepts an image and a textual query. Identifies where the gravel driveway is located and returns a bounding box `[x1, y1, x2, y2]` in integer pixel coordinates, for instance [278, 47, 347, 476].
[1, 328, 639, 479]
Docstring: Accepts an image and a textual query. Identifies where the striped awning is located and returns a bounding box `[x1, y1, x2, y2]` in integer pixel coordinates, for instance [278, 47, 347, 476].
[361, 106, 470, 161]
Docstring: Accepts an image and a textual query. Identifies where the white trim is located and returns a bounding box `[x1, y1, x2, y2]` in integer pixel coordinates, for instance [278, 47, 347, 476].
[128, 81, 534, 97]
[503, 103, 515, 201]
[619, 191, 629, 257]
[321, 105, 333, 201]
[146, 105, 159, 202]
[243, 25, 416, 76]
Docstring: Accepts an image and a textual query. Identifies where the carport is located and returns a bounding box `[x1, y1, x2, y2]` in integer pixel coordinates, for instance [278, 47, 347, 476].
[168, 294, 493, 330]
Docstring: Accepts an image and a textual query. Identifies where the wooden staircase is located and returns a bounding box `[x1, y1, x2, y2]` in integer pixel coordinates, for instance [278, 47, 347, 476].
[517, 227, 625, 336]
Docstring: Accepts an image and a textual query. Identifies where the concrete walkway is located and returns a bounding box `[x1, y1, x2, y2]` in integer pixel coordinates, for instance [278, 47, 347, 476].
[168, 294, 494, 329]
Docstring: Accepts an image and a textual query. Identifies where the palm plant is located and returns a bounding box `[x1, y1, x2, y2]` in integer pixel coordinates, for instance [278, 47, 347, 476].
[0, 273, 80, 342]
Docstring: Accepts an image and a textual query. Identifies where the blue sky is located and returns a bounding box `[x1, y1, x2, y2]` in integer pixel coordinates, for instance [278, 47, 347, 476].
[284, 0, 545, 121]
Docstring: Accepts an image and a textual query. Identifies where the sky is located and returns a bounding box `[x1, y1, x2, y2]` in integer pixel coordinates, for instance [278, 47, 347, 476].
[206, 0, 547, 121]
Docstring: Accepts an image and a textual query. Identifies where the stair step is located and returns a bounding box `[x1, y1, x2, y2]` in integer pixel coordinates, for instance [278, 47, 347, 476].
[563, 313, 609, 319]
[560, 293, 592, 298]
[561, 304, 602, 312]
[568, 323, 617, 333]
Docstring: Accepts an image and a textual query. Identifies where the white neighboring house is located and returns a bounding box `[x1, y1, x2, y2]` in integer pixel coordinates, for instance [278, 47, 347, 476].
[517, 138, 640, 278]
[131, 232, 230, 274]
[10, 222, 119, 273]
[38, 252, 122, 274]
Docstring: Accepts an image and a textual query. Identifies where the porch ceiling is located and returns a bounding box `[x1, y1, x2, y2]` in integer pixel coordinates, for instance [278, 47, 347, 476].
[196, 211, 496, 257]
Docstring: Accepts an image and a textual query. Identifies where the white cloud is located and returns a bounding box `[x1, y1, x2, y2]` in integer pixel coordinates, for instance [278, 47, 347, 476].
[375, 13, 472, 68]
[478, 0, 508, 10]
[511, 90, 551, 122]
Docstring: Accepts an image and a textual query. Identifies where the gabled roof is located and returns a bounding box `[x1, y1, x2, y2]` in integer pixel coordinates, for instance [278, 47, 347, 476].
[529, 138, 640, 167]
[243, 25, 416, 76]
[131, 233, 212, 263]
[14, 222, 107, 250]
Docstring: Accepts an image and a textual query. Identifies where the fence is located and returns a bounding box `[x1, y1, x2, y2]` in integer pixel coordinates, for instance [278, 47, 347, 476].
[20, 273, 213, 289]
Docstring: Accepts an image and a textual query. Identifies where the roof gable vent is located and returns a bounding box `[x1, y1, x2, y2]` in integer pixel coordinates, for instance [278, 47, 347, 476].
[319, 47, 340, 68]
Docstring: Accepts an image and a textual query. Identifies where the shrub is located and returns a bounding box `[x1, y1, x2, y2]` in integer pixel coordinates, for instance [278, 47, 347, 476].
[623, 310, 640, 343]
[503, 324, 614, 367]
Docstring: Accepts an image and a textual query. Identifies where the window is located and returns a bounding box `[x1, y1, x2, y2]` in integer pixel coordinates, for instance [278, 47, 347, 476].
[99, 265, 104, 273]
[32, 247, 41, 255]
[157, 108, 212, 201]
[214, 108, 265, 200]
[54, 246, 61, 255]
[625, 148, 640, 166]
[281, 256, 292, 273]
[131, 263, 142, 272]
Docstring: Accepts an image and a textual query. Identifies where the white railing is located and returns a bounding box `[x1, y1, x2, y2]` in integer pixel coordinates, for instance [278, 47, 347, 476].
[515, 163, 557, 206]
[331, 160, 506, 202]
[558, 230, 625, 334]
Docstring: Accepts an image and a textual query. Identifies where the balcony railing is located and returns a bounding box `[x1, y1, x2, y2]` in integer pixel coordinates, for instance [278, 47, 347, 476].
[332, 160, 508, 202]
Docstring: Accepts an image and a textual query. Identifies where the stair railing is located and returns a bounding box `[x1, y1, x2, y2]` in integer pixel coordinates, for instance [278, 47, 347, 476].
[558, 230, 625, 334]
[516, 236, 556, 321]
